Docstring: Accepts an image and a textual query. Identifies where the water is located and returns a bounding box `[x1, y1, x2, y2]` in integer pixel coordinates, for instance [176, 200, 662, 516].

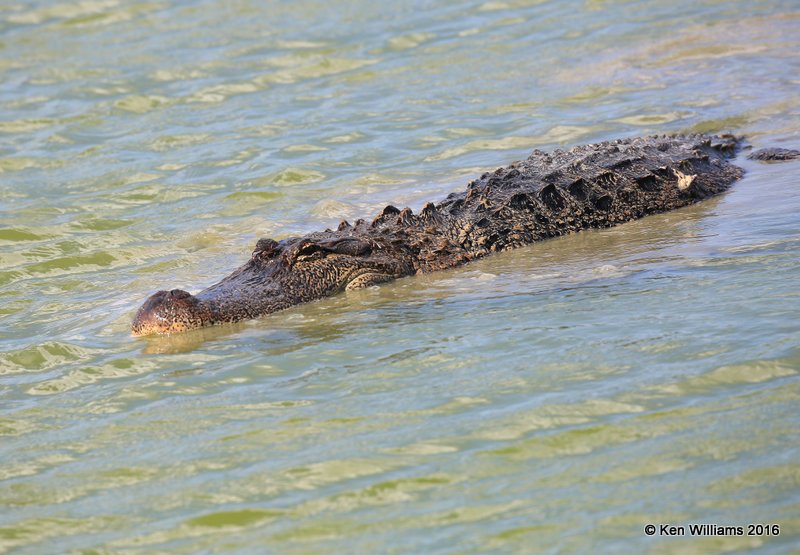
[2, 0, 800, 552]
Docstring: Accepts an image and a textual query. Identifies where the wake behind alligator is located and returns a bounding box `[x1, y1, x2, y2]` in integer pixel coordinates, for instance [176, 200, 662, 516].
[132, 134, 797, 336]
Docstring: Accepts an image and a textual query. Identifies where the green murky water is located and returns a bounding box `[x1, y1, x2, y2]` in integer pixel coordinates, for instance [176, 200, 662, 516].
[2, 0, 800, 553]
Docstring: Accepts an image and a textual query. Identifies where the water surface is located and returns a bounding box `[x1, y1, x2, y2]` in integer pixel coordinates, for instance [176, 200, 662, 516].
[2, 0, 800, 553]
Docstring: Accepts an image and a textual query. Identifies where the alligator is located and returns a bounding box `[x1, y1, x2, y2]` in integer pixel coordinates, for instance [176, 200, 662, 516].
[132, 134, 799, 336]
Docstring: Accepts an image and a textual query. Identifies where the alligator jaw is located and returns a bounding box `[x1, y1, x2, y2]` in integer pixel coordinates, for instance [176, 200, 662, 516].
[131, 283, 295, 336]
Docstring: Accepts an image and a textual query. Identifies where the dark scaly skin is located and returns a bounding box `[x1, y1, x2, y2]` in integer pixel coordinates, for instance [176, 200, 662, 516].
[133, 133, 776, 336]
[747, 147, 800, 162]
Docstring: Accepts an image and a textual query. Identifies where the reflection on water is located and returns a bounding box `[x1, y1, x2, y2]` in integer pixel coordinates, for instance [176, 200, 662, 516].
[2, 0, 800, 552]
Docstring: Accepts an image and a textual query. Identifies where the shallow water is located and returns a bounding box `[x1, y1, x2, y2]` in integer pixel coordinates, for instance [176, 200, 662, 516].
[2, 0, 800, 553]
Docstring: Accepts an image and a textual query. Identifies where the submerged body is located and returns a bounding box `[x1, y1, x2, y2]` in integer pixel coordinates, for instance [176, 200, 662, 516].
[132, 134, 787, 336]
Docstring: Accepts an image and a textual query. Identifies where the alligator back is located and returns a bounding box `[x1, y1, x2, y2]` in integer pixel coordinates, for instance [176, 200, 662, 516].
[373, 134, 744, 271]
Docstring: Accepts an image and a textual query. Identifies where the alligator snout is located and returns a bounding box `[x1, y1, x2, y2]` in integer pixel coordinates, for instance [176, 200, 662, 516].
[131, 288, 213, 336]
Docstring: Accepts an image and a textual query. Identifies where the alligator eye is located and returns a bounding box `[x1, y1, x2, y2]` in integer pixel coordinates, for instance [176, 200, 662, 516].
[295, 242, 325, 262]
[296, 251, 324, 262]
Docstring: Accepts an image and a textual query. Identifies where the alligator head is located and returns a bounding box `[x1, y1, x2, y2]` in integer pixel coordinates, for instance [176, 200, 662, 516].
[131, 233, 414, 336]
